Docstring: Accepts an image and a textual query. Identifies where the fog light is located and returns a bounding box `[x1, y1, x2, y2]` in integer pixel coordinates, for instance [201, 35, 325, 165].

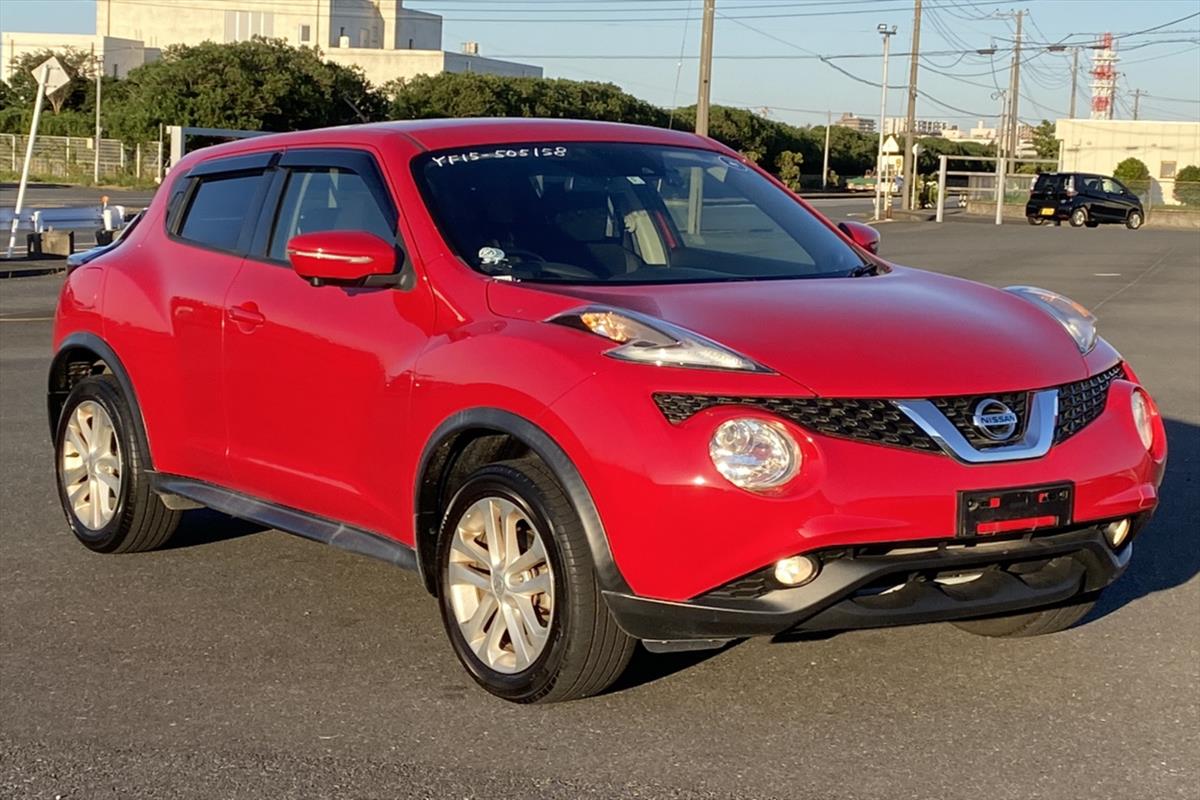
[774, 555, 819, 586]
[1105, 518, 1131, 548]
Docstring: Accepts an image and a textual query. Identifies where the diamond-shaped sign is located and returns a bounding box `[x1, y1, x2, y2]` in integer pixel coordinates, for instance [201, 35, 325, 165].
[32, 56, 71, 96]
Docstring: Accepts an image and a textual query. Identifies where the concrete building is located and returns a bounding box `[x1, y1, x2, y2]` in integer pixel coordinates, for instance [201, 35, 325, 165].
[835, 113, 875, 134]
[1056, 119, 1200, 206]
[883, 117, 955, 137]
[3, 0, 539, 87]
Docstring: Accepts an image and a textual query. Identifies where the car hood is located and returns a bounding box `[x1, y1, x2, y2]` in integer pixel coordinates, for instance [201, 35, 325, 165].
[486, 267, 1094, 397]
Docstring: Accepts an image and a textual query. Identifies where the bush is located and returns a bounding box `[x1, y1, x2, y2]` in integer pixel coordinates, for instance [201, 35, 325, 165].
[1113, 157, 1150, 184]
[1173, 165, 1200, 207]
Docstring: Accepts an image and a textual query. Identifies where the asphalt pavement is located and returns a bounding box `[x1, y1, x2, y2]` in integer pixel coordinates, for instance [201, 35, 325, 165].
[1, 221, 1197, 799]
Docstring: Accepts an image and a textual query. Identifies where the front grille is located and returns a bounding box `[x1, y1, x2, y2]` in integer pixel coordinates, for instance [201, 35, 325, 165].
[652, 394, 942, 453]
[932, 391, 1030, 449]
[1055, 363, 1124, 442]
[654, 363, 1125, 456]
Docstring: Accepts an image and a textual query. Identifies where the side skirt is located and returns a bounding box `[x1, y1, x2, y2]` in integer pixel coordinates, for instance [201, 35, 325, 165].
[150, 473, 418, 571]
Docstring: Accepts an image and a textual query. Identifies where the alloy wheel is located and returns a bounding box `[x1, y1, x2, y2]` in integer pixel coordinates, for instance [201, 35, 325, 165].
[61, 400, 123, 530]
[446, 496, 555, 674]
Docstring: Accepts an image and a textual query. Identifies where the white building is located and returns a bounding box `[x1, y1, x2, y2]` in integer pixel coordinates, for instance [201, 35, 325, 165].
[883, 117, 955, 136]
[835, 113, 875, 133]
[1057, 119, 1200, 205]
[2, 0, 540, 87]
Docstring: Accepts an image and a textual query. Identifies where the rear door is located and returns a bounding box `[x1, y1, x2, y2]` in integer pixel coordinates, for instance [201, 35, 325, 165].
[222, 147, 434, 536]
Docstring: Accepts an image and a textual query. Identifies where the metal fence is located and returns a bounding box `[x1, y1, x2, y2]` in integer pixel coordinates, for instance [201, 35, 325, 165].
[0, 133, 162, 182]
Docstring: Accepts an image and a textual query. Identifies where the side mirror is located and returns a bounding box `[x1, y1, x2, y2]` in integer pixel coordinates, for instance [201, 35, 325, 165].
[286, 230, 398, 286]
[838, 220, 880, 255]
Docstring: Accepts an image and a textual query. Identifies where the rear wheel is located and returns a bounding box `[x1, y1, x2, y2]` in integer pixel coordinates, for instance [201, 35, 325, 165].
[1027, 216, 1046, 226]
[1069, 207, 1088, 227]
[436, 459, 635, 703]
[1126, 210, 1144, 230]
[952, 591, 1099, 637]
[54, 375, 180, 553]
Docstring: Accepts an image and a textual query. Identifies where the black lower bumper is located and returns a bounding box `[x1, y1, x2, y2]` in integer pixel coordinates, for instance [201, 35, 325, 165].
[604, 525, 1135, 644]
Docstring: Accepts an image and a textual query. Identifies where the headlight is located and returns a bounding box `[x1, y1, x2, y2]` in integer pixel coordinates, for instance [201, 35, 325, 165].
[1004, 286, 1098, 354]
[709, 418, 800, 490]
[550, 307, 769, 372]
[1131, 389, 1154, 450]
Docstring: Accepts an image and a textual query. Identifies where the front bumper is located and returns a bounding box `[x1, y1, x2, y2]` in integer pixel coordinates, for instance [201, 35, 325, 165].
[604, 522, 1141, 643]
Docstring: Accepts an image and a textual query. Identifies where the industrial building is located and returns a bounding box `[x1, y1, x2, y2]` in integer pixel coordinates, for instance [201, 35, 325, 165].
[1056, 119, 1200, 206]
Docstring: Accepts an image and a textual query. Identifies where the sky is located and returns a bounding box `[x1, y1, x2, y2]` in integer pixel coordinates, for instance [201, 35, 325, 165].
[1, 0, 1198, 129]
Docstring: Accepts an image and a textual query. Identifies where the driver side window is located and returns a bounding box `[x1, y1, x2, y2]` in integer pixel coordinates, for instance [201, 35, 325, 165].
[268, 167, 395, 261]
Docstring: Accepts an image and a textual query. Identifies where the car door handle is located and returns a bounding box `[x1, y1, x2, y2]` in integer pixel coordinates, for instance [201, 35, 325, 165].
[227, 303, 265, 328]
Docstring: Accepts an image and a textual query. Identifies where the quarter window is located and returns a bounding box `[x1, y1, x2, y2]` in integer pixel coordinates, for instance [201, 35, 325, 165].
[177, 172, 265, 252]
[268, 168, 395, 261]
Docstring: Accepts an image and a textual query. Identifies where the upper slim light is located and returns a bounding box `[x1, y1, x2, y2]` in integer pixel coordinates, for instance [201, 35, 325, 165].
[1005, 285, 1098, 354]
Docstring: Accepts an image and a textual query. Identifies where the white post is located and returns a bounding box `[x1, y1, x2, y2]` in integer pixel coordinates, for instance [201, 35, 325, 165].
[9, 134, 16, 171]
[135, 143, 142, 178]
[6, 63, 50, 259]
[94, 52, 102, 183]
[994, 156, 1006, 226]
[873, 25, 896, 221]
[935, 154, 947, 222]
[822, 110, 831, 189]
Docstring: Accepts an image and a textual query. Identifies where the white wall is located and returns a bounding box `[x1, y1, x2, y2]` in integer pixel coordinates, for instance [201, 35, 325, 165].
[1057, 119, 1200, 206]
[0, 33, 152, 82]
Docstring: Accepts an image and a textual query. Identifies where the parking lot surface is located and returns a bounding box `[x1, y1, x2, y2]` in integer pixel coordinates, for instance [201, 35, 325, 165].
[1, 221, 1197, 799]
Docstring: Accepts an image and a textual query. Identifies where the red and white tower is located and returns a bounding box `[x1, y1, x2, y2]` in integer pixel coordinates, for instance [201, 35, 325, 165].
[1090, 33, 1118, 120]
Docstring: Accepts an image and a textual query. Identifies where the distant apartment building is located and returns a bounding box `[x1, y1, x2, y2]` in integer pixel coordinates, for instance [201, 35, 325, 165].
[2, 0, 540, 86]
[883, 117, 956, 137]
[835, 113, 876, 134]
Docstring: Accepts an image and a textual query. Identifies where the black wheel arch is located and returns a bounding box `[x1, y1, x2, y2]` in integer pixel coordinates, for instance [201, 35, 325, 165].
[413, 407, 630, 597]
[48, 332, 153, 468]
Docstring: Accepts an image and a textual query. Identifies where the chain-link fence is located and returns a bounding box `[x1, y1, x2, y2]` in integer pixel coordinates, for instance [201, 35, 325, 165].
[0, 133, 163, 183]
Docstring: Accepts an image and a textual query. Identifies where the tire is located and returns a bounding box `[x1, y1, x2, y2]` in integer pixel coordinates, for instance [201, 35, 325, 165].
[54, 375, 180, 553]
[436, 458, 635, 703]
[1126, 210, 1143, 230]
[1085, 220, 1100, 228]
[1069, 207, 1088, 227]
[1027, 216, 1046, 226]
[952, 591, 1099, 637]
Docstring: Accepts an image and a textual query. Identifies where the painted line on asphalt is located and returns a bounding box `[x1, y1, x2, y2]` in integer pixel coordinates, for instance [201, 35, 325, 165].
[0, 316, 54, 322]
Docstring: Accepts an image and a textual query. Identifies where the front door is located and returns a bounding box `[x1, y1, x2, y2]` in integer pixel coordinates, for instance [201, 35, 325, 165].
[222, 149, 434, 536]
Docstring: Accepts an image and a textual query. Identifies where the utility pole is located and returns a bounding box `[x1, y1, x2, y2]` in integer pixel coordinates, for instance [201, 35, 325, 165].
[873, 24, 897, 221]
[695, 0, 716, 137]
[93, 47, 102, 183]
[902, 0, 922, 211]
[1006, 10, 1023, 160]
[1068, 46, 1079, 119]
[1131, 88, 1143, 120]
[822, 110, 831, 188]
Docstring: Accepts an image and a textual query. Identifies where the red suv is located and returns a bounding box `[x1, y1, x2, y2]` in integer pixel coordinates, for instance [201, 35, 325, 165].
[50, 120, 1166, 702]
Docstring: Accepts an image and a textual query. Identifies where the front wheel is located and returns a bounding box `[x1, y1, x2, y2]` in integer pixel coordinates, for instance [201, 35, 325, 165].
[54, 375, 180, 553]
[952, 591, 1099, 637]
[1069, 207, 1088, 227]
[1126, 210, 1144, 230]
[436, 459, 635, 703]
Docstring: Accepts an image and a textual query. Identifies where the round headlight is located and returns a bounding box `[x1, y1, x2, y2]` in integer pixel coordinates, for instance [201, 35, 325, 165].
[709, 418, 800, 490]
[1131, 389, 1154, 450]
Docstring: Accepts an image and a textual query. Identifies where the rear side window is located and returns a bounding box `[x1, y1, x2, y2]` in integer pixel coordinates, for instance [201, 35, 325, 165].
[1033, 174, 1063, 193]
[268, 168, 395, 261]
[178, 172, 265, 252]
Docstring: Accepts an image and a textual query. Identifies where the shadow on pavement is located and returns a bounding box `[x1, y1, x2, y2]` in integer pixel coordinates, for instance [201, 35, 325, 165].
[604, 641, 741, 695]
[162, 507, 267, 550]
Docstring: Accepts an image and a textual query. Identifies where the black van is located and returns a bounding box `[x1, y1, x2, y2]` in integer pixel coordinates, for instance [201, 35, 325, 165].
[1026, 172, 1144, 229]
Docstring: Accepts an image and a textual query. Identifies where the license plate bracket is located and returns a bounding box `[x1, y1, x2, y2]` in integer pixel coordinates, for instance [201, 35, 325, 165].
[957, 483, 1073, 537]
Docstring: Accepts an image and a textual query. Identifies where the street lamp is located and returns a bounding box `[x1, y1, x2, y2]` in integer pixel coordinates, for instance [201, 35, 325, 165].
[874, 23, 898, 221]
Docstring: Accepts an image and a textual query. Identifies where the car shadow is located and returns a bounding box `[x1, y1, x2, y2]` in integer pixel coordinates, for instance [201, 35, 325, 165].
[1086, 416, 1200, 622]
[602, 641, 742, 695]
[160, 507, 267, 550]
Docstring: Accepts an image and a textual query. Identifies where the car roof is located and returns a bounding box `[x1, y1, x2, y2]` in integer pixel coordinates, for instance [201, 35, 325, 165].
[174, 118, 722, 167]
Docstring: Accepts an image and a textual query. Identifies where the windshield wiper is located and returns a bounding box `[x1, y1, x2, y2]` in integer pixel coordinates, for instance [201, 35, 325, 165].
[848, 263, 879, 277]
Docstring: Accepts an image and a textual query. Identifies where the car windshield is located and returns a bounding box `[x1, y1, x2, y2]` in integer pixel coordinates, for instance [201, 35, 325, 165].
[414, 142, 868, 284]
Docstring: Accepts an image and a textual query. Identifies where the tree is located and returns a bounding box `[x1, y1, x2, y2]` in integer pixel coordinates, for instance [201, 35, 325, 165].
[105, 38, 386, 142]
[1174, 165, 1200, 207]
[1030, 120, 1058, 160]
[776, 150, 803, 191]
[1113, 157, 1150, 183]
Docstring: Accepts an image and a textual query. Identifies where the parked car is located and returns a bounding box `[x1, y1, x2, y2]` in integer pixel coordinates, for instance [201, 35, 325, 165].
[50, 120, 1166, 703]
[1026, 172, 1145, 229]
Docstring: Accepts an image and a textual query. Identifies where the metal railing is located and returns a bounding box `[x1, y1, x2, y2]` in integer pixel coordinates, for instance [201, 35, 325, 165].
[0, 133, 163, 183]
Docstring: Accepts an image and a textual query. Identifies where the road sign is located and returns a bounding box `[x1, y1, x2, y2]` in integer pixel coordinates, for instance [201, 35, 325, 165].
[33, 56, 71, 96]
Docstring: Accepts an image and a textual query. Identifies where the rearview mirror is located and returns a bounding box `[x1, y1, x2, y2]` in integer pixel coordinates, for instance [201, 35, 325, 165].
[286, 230, 398, 286]
[837, 220, 880, 255]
